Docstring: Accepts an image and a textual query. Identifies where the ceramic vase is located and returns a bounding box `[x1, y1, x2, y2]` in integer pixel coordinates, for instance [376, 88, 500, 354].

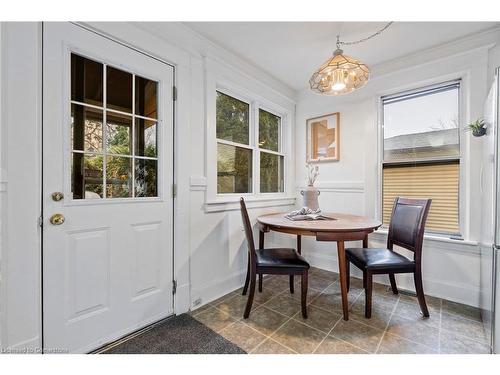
[300, 185, 320, 210]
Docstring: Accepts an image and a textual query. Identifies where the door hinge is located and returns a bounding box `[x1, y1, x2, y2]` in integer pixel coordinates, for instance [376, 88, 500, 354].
[173, 86, 177, 101]
[172, 183, 177, 198]
[38, 216, 43, 228]
[172, 280, 177, 295]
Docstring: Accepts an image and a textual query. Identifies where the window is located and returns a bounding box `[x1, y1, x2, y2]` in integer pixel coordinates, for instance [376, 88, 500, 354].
[381, 80, 461, 234]
[216, 90, 285, 195]
[216, 91, 252, 194]
[259, 109, 284, 193]
[70, 53, 159, 200]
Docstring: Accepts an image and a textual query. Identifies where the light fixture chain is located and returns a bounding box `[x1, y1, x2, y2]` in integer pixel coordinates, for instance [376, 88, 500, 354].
[337, 22, 393, 46]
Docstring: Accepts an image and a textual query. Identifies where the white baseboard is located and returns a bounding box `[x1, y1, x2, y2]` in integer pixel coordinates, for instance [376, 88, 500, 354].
[174, 282, 191, 314]
[191, 269, 246, 309]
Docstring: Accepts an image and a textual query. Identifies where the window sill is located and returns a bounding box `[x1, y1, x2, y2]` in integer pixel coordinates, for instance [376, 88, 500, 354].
[204, 195, 296, 213]
[371, 228, 478, 253]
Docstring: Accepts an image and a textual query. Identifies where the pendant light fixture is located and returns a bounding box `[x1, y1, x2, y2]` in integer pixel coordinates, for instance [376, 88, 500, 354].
[309, 22, 393, 95]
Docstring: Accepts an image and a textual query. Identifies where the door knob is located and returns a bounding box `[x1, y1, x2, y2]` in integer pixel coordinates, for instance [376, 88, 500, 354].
[51, 192, 64, 201]
[49, 213, 65, 225]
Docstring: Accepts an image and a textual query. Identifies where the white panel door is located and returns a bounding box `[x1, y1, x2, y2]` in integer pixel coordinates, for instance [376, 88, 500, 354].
[43, 23, 174, 353]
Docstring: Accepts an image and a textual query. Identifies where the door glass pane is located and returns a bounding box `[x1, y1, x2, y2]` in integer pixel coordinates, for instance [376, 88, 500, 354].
[135, 76, 157, 119]
[217, 143, 252, 194]
[106, 156, 132, 198]
[135, 118, 157, 157]
[106, 66, 132, 113]
[71, 54, 103, 106]
[69, 55, 163, 200]
[259, 109, 280, 152]
[71, 104, 103, 152]
[260, 152, 284, 193]
[135, 159, 157, 197]
[71, 153, 103, 199]
[216, 91, 249, 145]
[107, 112, 132, 155]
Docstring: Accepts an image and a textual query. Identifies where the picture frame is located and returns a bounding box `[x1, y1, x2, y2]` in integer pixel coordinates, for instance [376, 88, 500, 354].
[306, 112, 340, 162]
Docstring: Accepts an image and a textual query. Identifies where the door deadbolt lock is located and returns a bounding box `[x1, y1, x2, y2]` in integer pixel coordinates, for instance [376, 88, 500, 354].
[49, 213, 65, 226]
[51, 192, 64, 201]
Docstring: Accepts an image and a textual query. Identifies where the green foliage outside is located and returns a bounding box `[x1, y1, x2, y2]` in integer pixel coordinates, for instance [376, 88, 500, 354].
[80, 123, 157, 198]
[216, 92, 251, 193]
[216, 91, 249, 144]
[260, 152, 283, 193]
[216, 92, 282, 194]
[258, 109, 279, 152]
[217, 143, 252, 193]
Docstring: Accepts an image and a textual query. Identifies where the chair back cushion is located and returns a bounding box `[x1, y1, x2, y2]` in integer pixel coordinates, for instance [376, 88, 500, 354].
[240, 198, 256, 261]
[388, 197, 431, 254]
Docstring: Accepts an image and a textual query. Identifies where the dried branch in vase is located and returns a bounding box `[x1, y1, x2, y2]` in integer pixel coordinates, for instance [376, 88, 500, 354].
[306, 164, 319, 186]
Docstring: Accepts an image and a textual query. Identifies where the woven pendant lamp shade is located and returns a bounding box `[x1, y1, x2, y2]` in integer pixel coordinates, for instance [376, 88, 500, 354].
[309, 48, 370, 95]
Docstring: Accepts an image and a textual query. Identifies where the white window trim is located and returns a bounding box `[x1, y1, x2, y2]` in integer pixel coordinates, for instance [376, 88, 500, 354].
[376, 73, 470, 240]
[205, 69, 295, 212]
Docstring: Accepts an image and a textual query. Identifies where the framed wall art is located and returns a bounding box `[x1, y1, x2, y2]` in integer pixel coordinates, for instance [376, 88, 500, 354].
[306, 112, 340, 162]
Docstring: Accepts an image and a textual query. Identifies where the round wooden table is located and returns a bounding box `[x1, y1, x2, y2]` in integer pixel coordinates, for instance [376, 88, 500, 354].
[257, 212, 381, 320]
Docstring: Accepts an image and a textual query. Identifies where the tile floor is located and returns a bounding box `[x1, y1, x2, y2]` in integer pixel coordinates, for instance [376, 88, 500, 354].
[191, 267, 491, 354]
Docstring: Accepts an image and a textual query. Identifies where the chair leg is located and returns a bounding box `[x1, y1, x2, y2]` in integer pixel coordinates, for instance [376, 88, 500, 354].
[389, 273, 399, 295]
[243, 271, 257, 319]
[258, 273, 263, 293]
[301, 271, 308, 319]
[363, 270, 367, 289]
[414, 269, 429, 317]
[346, 258, 350, 293]
[365, 272, 373, 318]
[242, 254, 250, 296]
[289, 275, 294, 294]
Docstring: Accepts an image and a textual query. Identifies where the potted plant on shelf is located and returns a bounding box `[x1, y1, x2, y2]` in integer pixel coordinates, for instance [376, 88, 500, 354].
[465, 118, 487, 137]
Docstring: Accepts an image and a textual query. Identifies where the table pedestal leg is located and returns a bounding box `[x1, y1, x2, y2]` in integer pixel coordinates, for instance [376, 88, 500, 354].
[337, 240, 349, 320]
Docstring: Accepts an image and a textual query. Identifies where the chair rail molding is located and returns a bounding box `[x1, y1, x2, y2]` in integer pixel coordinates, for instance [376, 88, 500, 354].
[204, 196, 296, 213]
[190, 176, 207, 191]
[295, 181, 365, 193]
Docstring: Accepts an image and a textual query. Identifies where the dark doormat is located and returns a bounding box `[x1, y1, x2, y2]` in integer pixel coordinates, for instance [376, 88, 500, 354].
[100, 314, 246, 354]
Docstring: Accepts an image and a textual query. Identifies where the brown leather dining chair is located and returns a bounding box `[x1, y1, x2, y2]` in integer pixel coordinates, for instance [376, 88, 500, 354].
[240, 198, 310, 319]
[345, 197, 432, 319]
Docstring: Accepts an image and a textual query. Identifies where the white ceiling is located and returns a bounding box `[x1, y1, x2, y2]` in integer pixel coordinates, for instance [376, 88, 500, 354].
[184, 22, 499, 91]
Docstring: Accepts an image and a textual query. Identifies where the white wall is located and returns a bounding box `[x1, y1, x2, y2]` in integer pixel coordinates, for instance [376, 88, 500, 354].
[0, 21, 297, 351]
[0, 22, 4, 350]
[0, 22, 43, 351]
[488, 43, 500, 83]
[188, 54, 297, 308]
[295, 29, 500, 307]
[1, 21, 499, 352]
